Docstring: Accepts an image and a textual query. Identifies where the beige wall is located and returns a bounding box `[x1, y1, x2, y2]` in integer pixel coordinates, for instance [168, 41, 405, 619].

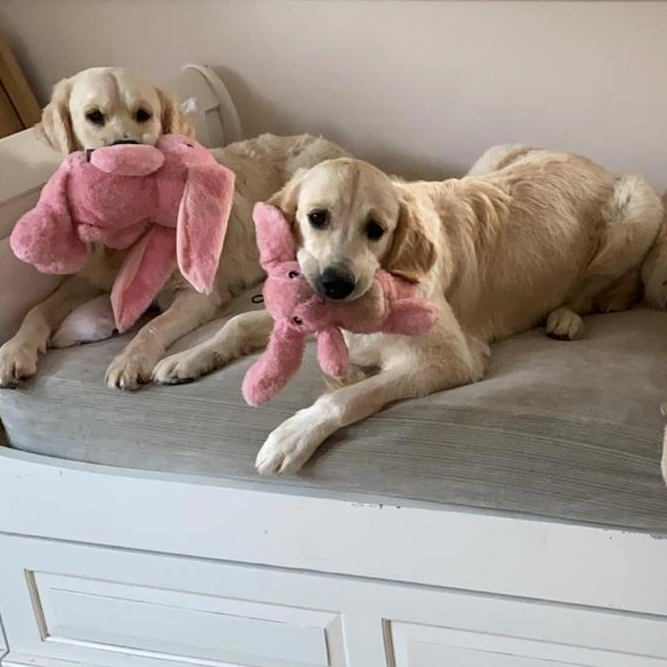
[1, 0, 665, 186]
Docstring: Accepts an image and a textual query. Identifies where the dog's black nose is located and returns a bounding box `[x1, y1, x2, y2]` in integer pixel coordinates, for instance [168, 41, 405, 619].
[317, 267, 356, 300]
[110, 139, 139, 146]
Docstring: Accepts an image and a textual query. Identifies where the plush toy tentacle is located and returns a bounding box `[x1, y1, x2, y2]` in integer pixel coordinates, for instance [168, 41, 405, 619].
[316, 326, 349, 378]
[10, 158, 88, 274]
[242, 322, 306, 406]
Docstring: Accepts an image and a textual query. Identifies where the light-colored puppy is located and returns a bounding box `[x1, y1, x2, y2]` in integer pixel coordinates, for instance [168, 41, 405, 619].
[155, 145, 664, 475]
[34, 67, 193, 152]
[0, 67, 348, 389]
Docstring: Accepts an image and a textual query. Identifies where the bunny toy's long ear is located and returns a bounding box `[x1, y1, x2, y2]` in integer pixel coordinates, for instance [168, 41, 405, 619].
[111, 226, 176, 333]
[177, 161, 236, 293]
[10, 157, 88, 275]
[252, 202, 297, 269]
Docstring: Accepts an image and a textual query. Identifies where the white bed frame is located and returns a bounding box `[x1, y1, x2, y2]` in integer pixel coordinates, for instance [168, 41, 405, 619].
[1, 66, 666, 667]
[1, 449, 667, 667]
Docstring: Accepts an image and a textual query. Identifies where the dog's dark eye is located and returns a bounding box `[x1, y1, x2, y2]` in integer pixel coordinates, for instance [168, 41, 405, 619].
[308, 209, 329, 229]
[85, 109, 105, 126]
[135, 108, 152, 123]
[365, 219, 385, 241]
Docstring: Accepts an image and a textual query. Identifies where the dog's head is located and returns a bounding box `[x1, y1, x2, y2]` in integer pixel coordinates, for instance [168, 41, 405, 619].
[269, 158, 436, 301]
[36, 67, 194, 154]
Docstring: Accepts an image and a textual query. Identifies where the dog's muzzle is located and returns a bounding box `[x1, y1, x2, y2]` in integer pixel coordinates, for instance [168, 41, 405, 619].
[316, 266, 356, 300]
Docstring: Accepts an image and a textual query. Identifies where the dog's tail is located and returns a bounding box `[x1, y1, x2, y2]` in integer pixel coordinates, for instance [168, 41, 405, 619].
[641, 191, 667, 308]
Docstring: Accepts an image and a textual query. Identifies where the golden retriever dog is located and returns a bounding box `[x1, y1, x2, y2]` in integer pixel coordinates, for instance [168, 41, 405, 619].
[0, 66, 348, 389]
[154, 144, 664, 475]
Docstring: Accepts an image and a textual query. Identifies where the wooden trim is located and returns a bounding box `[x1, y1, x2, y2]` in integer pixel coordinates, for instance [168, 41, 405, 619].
[0, 30, 40, 130]
[0, 82, 23, 137]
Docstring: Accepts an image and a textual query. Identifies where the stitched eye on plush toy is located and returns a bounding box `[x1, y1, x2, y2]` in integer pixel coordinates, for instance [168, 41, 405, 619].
[365, 219, 385, 241]
[85, 109, 105, 126]
[135, 108, 152, 123]
[308, 209, 329, 229]
[288, 270, 300, 278]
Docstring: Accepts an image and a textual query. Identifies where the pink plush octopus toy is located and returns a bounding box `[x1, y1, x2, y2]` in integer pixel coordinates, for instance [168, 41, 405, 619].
[11, 134, 235, 333]
[242, 203, 437, 406]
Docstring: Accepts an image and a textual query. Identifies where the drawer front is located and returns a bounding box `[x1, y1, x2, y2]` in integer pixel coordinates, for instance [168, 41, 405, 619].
[393, 639, 572, 667]
[387, 620, 660, 667]
[0, 536, 347, 667]
[31, 572, 335, 666]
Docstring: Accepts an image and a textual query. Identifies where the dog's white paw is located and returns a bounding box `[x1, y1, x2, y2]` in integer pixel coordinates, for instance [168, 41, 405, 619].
[52, 322, 115, 349]
[106, 349, 155, 390]
[0, 341, 40, 388]
[51, 295, 116, 349]
[152, 348, 219, 385]
[545, 308, 584, 341]
[255, 415, 321, 475]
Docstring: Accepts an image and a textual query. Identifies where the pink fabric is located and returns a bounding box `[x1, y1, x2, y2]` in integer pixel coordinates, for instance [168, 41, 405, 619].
[10, 135, 235, 332]
[242, 203, 437, 407]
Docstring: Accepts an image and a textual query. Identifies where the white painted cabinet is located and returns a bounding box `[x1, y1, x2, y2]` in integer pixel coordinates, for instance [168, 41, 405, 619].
[1, 532, 666, 667]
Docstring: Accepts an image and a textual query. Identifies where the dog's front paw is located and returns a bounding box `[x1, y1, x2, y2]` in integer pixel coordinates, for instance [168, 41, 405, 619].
[152, 348, 219, 385]
[545, 308, 584, 341]
[255, 414, 321, 475]
[106, 349, 155, 390]
[0, 341, 40, 388]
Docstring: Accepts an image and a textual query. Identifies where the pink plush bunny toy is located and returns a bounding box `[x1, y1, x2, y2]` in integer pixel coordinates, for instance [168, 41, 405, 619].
[11, 134, 235, 333]
[242, 203, 437, 406]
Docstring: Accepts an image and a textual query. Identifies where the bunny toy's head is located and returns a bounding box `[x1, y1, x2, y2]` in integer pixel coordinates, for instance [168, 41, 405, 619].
[11, 134, 236, 332]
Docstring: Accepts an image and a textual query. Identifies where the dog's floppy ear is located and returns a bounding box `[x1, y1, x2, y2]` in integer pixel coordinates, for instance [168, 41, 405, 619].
[384, 192, 437, 283]
[266, 168, 308, 225]
[156, 86, 195, 138]
[35, 78, 77, 154]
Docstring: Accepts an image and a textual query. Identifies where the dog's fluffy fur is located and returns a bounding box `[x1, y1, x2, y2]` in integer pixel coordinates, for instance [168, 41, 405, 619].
[0, 67, 348, 389]
[154, 144, 666, 475]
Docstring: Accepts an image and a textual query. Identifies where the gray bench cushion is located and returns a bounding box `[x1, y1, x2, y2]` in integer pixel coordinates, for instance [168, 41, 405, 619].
[2, 299, 667, 533]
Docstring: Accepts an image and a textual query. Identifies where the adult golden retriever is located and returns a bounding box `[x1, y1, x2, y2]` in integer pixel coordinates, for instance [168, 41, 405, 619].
[154, 144, 665, 475]
[0, 66, 347, 389]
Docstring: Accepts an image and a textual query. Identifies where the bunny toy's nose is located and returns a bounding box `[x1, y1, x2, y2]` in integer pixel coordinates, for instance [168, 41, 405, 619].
[90, 143, 165, 176]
